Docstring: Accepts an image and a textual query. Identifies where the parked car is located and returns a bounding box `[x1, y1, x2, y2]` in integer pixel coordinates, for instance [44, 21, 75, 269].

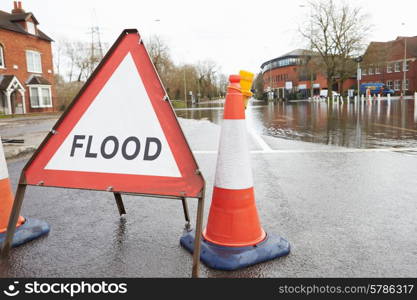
[360, 83, 394, 96]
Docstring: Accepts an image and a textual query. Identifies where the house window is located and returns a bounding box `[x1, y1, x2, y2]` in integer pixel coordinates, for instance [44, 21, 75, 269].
[386, 80, 393, 89]
[387, 64, 392, 73]
[0, 45, 4, 68]
[29, 86, 52, 108]
[26, 50, 42, 73]
[26, 21, 36, 35]
[362, 68, 367, 76]
[368, 68, 374, 75]
[394, 62, 401, 72]
[403, 61, 409, 71]
[394, 80, 401, 91]
[375, 66, 380, 74]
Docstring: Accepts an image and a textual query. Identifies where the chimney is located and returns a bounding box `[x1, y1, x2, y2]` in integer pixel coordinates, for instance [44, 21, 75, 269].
[11, 1, 25, 14]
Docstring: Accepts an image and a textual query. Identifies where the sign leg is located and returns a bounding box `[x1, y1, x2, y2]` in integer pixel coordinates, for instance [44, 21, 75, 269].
[1, 184, 27, 258]
[191, 194, 205, 278]
[181, 197, 191, 230]
[113, 193, 126, 216]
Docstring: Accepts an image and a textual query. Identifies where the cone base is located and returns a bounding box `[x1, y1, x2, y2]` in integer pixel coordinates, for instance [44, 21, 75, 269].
[0, 218, 50, 248]
[180, 230, 290, 271]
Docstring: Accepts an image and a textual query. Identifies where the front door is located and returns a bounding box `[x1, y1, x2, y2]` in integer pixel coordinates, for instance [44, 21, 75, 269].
[10, 90, 23, 114]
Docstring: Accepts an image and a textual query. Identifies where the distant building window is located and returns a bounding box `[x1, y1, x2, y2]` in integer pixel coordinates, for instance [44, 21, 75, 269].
[387, 64, 392, 73]
[26, 21, 36, 35]
[362, 68, 367, 76]
[0, 45, 4, 68]
[29, 86, 52, 108]
[375, 66, 381, 74]
[394, 62, 401, 72]
[386, 80, 393, 89]
[368, 68, 374, 75]
[26, 50, 42, 73]
[403, 61, 409, 71]
[394, 80, 401, 91]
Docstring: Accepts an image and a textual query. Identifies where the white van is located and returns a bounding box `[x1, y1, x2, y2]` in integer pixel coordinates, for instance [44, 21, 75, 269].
[320, 89, 340, 98]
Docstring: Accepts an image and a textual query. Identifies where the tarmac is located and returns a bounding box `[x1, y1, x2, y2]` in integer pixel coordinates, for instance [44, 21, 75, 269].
[1, 113, 417, 277]
[0, 114, 59, 160]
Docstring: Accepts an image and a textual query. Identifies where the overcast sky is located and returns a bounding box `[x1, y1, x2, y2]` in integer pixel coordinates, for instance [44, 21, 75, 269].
[1, 0, 417, 75]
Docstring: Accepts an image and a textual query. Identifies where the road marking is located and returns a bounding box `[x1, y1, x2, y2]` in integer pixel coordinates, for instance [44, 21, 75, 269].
[248, 130, 273, 152]
[246, 106, 274, 153]
[373, 123, 417, 133]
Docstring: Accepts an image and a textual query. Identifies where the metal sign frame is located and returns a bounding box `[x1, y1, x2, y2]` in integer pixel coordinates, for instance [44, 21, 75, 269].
[0, 29, 205, 278]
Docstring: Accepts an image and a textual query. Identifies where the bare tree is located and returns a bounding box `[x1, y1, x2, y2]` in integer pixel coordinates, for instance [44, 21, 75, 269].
[297, 51, 324, 96]
[146, 35, 173, 78]
[253, 72, 265, 100]
[196, 60, 218, 99]
[54, 33, 226, 106]
[63, 40, 78, 82]
[53, 38, 65, 77]
[300, 0, 370, 95]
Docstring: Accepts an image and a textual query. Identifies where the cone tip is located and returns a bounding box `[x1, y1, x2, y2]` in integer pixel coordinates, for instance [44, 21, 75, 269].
[229, 75, 241, 83]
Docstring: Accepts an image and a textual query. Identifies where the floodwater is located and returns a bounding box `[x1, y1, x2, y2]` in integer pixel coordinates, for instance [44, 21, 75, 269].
[175, 98, 417, 149]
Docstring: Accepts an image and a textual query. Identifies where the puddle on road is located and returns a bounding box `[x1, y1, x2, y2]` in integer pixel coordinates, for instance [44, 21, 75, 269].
[175, 99, 417, 149]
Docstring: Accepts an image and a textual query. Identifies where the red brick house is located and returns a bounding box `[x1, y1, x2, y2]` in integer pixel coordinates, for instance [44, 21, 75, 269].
[361, 36, 417, 95]
[0, 1, 56, 115]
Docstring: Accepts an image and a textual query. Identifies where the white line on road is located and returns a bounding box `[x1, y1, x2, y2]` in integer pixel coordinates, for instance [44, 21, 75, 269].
[245, 105, 274, 153]
[248, 130, 273, 152]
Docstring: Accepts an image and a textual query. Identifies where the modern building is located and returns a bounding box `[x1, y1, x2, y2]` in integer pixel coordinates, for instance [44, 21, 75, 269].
[0, 1, 56, 115]
[260, 49, 329, 99]
[361, 36, 417, 95]
[260, 49, 357, 99]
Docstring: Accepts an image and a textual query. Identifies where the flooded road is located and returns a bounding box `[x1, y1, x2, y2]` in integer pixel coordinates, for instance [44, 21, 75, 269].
[175, 99, 417, 149]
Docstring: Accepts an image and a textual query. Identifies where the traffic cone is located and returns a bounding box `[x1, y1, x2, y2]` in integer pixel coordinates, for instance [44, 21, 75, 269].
[180, 75, 290, 270]
[0, 138, 50, 247]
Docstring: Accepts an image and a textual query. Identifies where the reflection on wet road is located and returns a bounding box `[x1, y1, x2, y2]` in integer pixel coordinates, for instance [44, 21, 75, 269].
[175, 99, 417, 149]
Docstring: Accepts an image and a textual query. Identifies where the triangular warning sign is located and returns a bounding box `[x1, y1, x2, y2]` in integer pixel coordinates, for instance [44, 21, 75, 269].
[23, 29, 204, 198]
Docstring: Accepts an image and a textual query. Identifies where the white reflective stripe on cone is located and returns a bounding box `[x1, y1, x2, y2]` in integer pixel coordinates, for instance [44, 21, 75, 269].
[0, 138, 9, 180]
[214, 119, 253, 190]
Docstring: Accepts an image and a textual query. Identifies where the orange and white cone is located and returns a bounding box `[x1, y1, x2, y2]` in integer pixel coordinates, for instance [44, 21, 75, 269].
[181, 75, 290, 270]
[203, 74, 266, 247]
[0, 138, 25, 233]
[0, 137, 50, 247]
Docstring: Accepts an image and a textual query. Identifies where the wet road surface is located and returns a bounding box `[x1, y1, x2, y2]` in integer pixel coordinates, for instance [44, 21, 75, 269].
[177, 99, 417, 149]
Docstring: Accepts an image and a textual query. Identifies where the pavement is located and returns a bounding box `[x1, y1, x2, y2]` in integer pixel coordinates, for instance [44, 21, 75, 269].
[1, 113, 417, 277]
[0, 114, 60, 159]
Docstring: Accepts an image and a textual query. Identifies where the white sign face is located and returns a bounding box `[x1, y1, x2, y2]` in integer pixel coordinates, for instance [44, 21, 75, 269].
[313, 83, 320, 88]
[298, 84, 307, 90]
[285, 81, 293, 90]
[45, 53, 181, 178]
[357, 68, 362, 81]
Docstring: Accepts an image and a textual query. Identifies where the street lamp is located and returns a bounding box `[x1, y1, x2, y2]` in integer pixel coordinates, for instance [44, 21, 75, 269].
[401, 23, 407, 98]
[300, 3, 314, 99]
[264, 46, 273, 101]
